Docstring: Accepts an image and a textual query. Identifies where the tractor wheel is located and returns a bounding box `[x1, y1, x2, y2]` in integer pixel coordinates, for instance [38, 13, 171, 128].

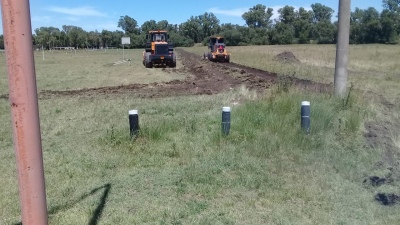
[170, 54, 177, 68]
[145, 53, 153, 68]
[225, 56, 230, 63]
[207, 53, 212, 61]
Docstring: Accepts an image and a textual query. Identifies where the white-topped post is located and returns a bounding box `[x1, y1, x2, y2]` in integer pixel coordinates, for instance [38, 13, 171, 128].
[129, 109, 139, 138]
[222, 107, 231, 135]
[301, 101, 310, 134]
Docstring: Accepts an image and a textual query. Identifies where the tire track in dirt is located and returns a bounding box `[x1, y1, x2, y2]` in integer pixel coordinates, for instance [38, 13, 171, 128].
[0, 49, 331, 100]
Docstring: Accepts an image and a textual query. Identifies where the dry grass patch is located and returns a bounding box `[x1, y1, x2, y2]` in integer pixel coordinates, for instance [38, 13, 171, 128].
[0, 49, 186, 94]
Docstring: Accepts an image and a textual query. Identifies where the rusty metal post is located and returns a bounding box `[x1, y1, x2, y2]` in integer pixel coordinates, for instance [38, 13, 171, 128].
[1, 0, 49, 224]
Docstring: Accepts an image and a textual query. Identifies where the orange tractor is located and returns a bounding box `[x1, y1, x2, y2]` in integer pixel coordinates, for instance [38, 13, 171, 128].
[204, 36, 230, 63]
[143, 30, 176, 68]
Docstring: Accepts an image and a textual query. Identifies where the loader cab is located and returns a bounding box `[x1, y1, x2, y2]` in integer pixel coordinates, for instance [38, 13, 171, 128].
[153, 33, 166, 42]
[146, 30, 169, 42]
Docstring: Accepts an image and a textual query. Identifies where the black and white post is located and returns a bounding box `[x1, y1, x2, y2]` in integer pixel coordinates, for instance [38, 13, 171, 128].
[301, 101, 310, 134]
[129, 109, 139, 138]
[222, 107, 231, 135]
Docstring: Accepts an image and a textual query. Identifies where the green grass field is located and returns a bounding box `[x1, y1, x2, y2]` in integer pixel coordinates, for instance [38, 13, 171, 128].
[0, 49, 186, 94]
[1, 45, 400, 224]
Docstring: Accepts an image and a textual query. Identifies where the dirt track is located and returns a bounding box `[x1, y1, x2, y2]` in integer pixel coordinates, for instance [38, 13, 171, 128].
[0, 49, 331, 100]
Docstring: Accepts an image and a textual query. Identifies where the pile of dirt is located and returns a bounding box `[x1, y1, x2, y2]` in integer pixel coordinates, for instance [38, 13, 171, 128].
[273, 51, 301, 64]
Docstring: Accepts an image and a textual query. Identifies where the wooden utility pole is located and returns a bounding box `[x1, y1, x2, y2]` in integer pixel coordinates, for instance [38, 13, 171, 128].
[334, 0, 351, 97]
[1, 0, 49, 224]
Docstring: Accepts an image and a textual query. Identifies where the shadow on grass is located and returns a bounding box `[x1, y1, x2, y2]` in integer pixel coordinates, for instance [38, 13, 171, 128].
[13, 183, 111, 225]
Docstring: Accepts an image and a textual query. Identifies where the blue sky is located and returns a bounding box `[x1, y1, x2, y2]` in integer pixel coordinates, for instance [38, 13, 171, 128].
[0, 0, 383, 34]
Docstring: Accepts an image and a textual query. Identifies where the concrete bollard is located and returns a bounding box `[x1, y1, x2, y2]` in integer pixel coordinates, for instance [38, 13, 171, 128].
[301, 101, 310, 134]
[222, 107, 231, 135]
[129, 109, 139, 138]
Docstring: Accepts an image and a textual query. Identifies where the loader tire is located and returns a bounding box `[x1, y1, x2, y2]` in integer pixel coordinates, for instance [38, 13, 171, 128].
[169, 54, 177, 68]
[145, 53, 153, 68]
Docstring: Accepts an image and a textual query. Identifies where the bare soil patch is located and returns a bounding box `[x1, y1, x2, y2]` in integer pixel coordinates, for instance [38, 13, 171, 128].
[0, 49, 330, 100]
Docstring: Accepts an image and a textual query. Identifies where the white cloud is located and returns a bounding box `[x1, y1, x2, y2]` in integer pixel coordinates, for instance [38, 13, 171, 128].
[31, 16, 52, 22]
[46, 6, 105, 17]
[65, 17, 80, 22]
[83, 21, 121, 32]
[207, 7, 249, 17]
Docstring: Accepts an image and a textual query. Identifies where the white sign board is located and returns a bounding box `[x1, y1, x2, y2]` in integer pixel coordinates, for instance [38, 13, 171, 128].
[121, 37, 131, 44]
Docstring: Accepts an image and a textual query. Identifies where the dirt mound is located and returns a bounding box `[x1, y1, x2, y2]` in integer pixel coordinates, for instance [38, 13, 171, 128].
[274, 51, 301, 64]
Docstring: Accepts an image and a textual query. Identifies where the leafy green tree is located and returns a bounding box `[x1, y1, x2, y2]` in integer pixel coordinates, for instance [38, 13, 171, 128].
[220, 23, 244, 46]
[87, 30, 101, 48]
[118, 15, 139, 34]
[180, 16, 202, 42]
[129, 33, 146, 48]
[270, 6, 296, 45]
[381, 9, 399, 43]
[249, 28, 269, 45]
[311, 3, 334, 22]
[101, 30, 113, 48]
[383, 0, 400, 11]
[34, 27, 61, 49]
[166, 24, 179, 33]
[311, 21, 336, 43]
[164, 31, 194, 47]
[67, 26, 87, 48]
[350, 7, 364, 43]
[293, 7, 313, 43]
[59, 31, 68, 47]
[141, 20, 158, 33]
[382, 0, 400, 33]
[361, 7, 382, 43]
[110, 30, 124, 47]
[242, 4, 274, 28]
[198, 12, 221, 37]
[157, 20, 169, 30]
[278, 6, 296, 24]
[310, 3, 335, 43]
[180, 13, 220, 43]
[269, 22, 294, 44]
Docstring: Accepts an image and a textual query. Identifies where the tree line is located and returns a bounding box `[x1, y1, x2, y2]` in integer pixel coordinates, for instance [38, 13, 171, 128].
[0, 0, 399, 50]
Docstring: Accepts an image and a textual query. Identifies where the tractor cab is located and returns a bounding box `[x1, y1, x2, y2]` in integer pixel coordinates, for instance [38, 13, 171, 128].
[209, 36, 225, 52]
[152, 33, 166, 42]
[146, 30, 169, 42]
[205, 36, 230, 63]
